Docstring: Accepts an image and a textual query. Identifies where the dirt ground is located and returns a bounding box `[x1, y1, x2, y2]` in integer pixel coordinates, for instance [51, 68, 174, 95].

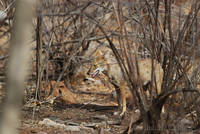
[19, 102, 134, 134]
[18, 100, 200, 134]
[16, 75, 137, 134]
[0, 69, 199, 134]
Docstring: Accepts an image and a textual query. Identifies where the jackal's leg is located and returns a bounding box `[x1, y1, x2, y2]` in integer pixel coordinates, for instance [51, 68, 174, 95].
[119, 81, 126, 117]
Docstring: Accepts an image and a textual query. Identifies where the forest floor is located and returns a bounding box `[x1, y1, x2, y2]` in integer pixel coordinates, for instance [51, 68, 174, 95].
[0, 74, 199, 134]
[19, 101, 134, 134]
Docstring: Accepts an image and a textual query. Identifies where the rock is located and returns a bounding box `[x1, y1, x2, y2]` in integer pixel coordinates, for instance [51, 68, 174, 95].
[38, 118, 66, 128]
[64, 126, 80, 131]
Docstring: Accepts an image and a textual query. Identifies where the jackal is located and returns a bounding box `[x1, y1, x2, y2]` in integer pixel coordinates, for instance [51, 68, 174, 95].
[91, 49, 164, 116]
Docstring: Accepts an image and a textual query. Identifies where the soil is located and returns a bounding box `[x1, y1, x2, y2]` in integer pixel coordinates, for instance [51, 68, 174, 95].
[19, 102, 134, 134]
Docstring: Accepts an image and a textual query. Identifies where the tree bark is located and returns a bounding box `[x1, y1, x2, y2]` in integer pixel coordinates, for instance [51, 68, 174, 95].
[0, 1, 34, 134]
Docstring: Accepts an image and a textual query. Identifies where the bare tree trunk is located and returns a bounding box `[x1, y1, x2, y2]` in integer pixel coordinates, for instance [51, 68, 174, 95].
[0, 1, 34, 134]
[36, 11, 43, 100]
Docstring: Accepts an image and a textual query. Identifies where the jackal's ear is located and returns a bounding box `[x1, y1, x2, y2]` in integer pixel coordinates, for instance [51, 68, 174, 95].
[95, 50, 107, 63]
[95, 50, 103, 62]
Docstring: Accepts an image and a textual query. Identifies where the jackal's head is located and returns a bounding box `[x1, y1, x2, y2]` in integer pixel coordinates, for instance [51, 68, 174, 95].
[89, 48, 120, 81]
[88, 49, 108, 77]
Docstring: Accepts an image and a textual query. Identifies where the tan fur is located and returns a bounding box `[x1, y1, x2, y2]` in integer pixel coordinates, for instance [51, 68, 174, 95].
[92, 49, 164, 116]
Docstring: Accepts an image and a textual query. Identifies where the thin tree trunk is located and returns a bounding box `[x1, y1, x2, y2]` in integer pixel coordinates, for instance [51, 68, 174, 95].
[0, 1, 34, 134]
[36, 12, 43, 100]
